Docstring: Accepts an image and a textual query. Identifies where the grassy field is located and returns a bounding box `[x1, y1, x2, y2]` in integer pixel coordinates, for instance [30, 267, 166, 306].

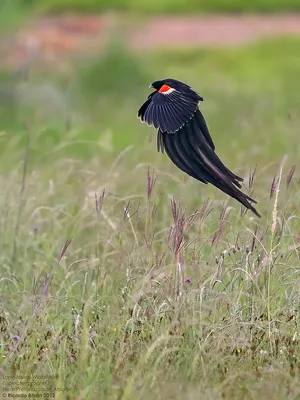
[16, 0, 300, 14]
[1, 37, 300, 399]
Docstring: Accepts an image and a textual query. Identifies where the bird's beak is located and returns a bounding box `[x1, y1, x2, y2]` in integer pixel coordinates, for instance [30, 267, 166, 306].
[149, 84, 154, 89]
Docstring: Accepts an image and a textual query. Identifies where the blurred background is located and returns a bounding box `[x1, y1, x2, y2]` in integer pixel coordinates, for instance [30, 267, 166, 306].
[0, 0, 300, 172]
[1, 2, 300, 394]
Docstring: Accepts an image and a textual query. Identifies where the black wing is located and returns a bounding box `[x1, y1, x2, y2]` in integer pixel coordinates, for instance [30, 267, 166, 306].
[138, 89, 202, 133]
[158, 110, 260, 218]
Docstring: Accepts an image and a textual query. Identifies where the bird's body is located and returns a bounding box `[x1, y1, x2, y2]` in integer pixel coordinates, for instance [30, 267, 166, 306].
[138, 78, 260, 218]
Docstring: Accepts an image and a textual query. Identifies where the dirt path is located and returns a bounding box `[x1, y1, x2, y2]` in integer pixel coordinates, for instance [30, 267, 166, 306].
[3, 13, 300, 67]
[130, 14, 300, 49]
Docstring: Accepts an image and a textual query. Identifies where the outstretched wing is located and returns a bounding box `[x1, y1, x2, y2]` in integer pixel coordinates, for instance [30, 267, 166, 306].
[138, 89, 202, 133]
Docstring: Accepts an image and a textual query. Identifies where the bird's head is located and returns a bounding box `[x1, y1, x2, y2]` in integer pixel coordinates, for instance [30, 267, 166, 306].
[149, 78, 203, 98]
[149, 79, 165, 90]
[149, 79, 178, 94]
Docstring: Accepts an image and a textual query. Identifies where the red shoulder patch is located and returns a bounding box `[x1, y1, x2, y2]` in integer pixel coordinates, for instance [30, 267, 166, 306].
[158, 84, 172, 93]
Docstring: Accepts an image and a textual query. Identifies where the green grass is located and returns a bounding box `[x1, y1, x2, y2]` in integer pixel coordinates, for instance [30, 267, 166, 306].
[0, 1, 33, 33]
[1, 38, 300, 399]
[18, 0, 300, 14]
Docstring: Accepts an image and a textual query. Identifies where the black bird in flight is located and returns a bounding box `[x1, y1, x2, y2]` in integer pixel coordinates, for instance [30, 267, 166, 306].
[137, 78, 260, 217]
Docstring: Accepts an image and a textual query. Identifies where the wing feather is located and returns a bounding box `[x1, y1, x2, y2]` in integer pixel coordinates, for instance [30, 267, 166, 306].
[162, 130, 207, 184]
[138, 89, 200, 133]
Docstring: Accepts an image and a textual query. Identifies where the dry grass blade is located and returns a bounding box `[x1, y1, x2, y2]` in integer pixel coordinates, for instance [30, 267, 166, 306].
[42, 238, 73, 297]
[11, 123, 30, 264]
[270, 175, 279, 200]
[271, 156, 287, 234]
[95, 189, 106, 216]
[248, 164, 257, 190]
[147, 166, 158, 200]
[286, 165, 296, 188]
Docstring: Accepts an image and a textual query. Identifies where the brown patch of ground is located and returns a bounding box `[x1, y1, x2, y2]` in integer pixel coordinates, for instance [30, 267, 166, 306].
[2, 13, 300, 68]
[130, 14, 300, 50]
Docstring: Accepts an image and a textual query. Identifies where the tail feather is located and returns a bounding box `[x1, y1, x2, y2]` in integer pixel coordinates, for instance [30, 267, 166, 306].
[157, 112, 260, 217]
[192, 111, 244, 185]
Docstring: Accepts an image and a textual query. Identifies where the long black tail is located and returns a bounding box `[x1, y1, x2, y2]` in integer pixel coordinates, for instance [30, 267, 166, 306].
[157, 110, 260, 218]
